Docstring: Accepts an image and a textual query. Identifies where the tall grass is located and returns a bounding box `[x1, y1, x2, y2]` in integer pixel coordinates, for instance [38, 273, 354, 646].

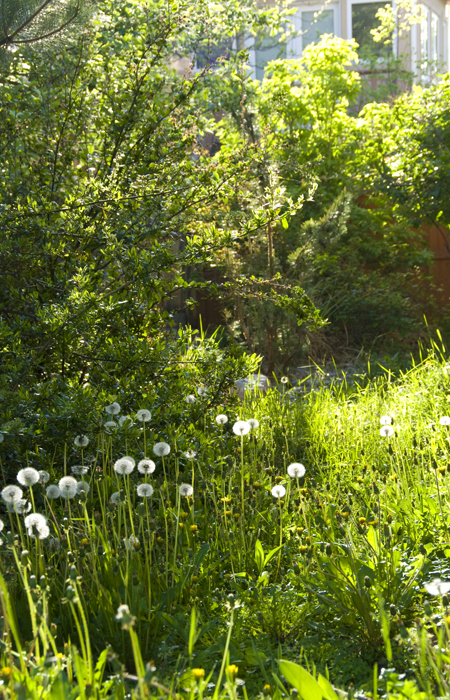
[2, 341, 450, 697]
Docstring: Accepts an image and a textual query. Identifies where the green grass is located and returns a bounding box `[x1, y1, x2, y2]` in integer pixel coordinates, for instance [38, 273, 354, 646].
[2, 341, 450, 698]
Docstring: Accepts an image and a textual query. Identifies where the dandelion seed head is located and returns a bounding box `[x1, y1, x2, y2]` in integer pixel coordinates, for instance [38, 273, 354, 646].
[74, 435, 89, 448]
[137, 483, 154, 498]
[380, 425, 394, 437]
[424, 578, 450, 596]
[35, 524, 50, 540]
[380, 415, 393, 425]
[71, 465, 90, 476]
[118, 415, 134, 428]
[105, 402, 121, 415]
[1, 485, 23, 504]
[0, 520, 4, 532]
[185, 394, 196, 404]
[138, 459, 155, 475]
[114, 457, 135, 475]
[271, 484, 286, 498]
[76, 481, 90, 495]
[25, 513, 47, 530]
[287, 463, 306, 478]
[247, 418, 259, 430]
[179, 483, 194, 497]
[183, 449, 196, 460]
[197, 386, 208, 396]
[116, 604, 130, 620]
[8, 498, 31, 514]
[137, 409, 152, 423]
[440, 416, 450, 426]
[38, 470, 50, 484]
[153, 442, 170, 457]
[46, 485, 61, 499]
[104, 421, 117, 433]
[233, 420, 250, 436]
[58, 476, 77, 499]
[17, 468, 40, 487]
[110, 491, 122, 505]
[216, 414, 228, 425]
[281, 376, 289, 384]
[124, 535, 140, 551]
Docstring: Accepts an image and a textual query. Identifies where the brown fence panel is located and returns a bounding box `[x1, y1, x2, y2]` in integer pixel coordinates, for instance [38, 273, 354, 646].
[425, 223, 450, 305]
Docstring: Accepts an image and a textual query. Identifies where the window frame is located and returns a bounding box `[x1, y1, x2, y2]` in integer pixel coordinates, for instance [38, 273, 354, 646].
[347, 0, 398, 58]
[286, 3, 340, 58]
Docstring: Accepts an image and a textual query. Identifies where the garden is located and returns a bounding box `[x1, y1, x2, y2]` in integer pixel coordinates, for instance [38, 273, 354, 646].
[1, 0, 450, 697]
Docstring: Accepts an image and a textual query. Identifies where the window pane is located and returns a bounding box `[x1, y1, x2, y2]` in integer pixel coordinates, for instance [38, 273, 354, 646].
[351, 2, 392, 56]
[197, 38, 232, 69]
[421, 5, 430, 62]
[255, 34, 286, 80]
[431, 12, 439, 62]
[302, 10, 334, 49]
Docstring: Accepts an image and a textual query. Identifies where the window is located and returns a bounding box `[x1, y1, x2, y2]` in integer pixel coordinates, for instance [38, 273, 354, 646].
[196, 38, 232, 69]
[421, 5, 430, 64]
[444, 19, 448, 65]
[255, 34, 286, 80]
[431, 12, 439, 63]
[302, 9, 335, 49]
[351, 1, 392, 57]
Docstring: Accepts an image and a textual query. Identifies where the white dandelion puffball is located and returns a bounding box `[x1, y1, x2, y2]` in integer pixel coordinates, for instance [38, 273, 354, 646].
[110, 491, 122, 505]
[17, 468, 40, 487]
[46, 485, 61, 499]
[71, 465, 89, 476]
[197, 386, 208, 396]
[106, 402, 121, 415]
[153, 442, 170, 457]
[104, 421, 117, 434]
[0, 520, 4, 532]
[74, 435, 89, 448]
[179, 483, 194, 497]
[233, 420, 251, 436]
[38, 470, 50, 484]
[35, 524, 50, 540]
[114, 457, 135, 475]
[287, 463, 306, 478]
[1, 485, 23, 504]
[76, 481, 90, 495]
[380, 416, 393, 426]
[118, 415, 134, 428]
[185, 394, 196, 404]
[424, 578, 450, 596]
[247, 418, 259, 430]
[137, 409, 152, 423]
[380, 425, 394, 437]
[116, 604, 130, 620]
[440, 416, 450, 426]
[281, 376, 289, 384]
[216, 414, 228, 425]
[183, 449, 196, 460]
[138, 459, 155, 475]
[58, 476, 77, 499]
[8, 499, 31, 514]
[25, 513, 47, 530]
[137, 483, 154, 498]
[272, 484, 286, 498]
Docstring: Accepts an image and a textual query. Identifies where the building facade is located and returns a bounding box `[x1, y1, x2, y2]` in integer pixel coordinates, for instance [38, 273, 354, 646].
[247, 0, 449, 79]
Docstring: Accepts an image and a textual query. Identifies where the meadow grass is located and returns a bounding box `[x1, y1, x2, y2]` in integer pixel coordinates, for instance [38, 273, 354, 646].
[1, 342, 450, 698]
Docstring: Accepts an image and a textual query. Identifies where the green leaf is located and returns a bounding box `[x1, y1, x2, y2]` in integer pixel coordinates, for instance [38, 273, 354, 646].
[279, 660, 324, 700]
[281, 217, 289, 229]
[255, 539, 265, 573]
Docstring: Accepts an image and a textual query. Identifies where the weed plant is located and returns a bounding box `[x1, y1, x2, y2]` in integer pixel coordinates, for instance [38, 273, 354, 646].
[2, 341, 450, 698]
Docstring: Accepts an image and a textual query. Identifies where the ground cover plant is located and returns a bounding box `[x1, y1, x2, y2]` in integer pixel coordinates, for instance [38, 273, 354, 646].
[2, 340, 450, 697]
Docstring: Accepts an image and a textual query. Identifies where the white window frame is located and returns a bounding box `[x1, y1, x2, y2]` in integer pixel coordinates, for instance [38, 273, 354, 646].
[420, 3, 430, 66]
[287, 3, 340, 58]
[431, 11, 439, 63]
[347, 0, 398, 58]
